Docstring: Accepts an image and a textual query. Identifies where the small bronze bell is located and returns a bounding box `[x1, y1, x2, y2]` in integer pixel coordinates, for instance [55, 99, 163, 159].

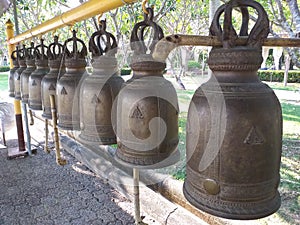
[78, 20, 124, 145]
[56, 30, 87, 130]
[14, 45, 27, 100]
[115, 8, 179, 166]
[28, 39, 49, 110]
[183, 0, 282, 219]
[41, 36, 65, 119]
[21, 42, 36, 103]
[8, 50, 19, 98]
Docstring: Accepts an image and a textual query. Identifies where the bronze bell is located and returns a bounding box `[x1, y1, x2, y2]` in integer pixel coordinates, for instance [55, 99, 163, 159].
[8, 50, 19, 98]
[14, 45, 27, 100]
[21, 42, 36, 103]
[56, 30, 87, 130]
[183, 0, 282, 219]
[115, 7, 179, 166]
[78, 20, 124, 145]
[28, 39, 49, 110]
[41, 36, 65, 119]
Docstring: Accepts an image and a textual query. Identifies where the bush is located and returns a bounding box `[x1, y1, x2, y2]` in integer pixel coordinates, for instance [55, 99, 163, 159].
[258, 70, 300, 83]
[121, 68, 131, 76]
[188, 60, 200, 69]
[0, 66, 10, 72]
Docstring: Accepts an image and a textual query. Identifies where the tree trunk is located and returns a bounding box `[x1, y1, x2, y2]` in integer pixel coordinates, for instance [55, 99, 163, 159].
[286, 0, 300, 34]
[284, 53, 290, 87]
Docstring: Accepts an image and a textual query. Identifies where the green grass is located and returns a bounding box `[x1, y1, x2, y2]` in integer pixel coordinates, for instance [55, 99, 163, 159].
[0, 73, 8, 91]
[265, 82, 300, 92]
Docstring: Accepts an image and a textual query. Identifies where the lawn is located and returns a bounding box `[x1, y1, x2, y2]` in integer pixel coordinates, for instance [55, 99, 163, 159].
[0, 73, 8, 91]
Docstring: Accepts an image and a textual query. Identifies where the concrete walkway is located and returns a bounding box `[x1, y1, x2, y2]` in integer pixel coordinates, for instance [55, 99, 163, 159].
[0, 136, 157, 225]
[0, 126, 207, 225]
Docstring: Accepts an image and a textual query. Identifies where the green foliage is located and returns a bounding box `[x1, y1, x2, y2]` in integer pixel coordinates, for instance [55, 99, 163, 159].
[0, 67, 10, 72]
[187, 60, 200, 69]
[121, 68, 131, 76]
[258, 70, 300, 83]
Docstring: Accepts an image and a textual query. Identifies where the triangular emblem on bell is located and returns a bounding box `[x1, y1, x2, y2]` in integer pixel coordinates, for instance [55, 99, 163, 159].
[60, 87, 67, 95]
[48, 83, 56, 91]
[130, 106, 144, 119]
[91, 94, 101, 104]
[244, 126, 264, 145]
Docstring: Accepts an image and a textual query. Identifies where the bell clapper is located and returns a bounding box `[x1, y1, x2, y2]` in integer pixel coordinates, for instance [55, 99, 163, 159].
[29, 109, 34, 125]
[133, 168, 148, 225]
[50, 94, 66, 166]
[44, 119, 50, 153]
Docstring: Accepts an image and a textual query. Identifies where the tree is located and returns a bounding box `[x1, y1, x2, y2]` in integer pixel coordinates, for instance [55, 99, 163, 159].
[265, 0, 300, 68]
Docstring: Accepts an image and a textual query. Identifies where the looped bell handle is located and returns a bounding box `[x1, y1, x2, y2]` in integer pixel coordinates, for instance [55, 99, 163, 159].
[210, 0, 269, 48]
[34, 39, 48, 60]
[11, 49, 17, 61]
[25, 42, 35, 60]
[47, 35, 64, 60]
[89, 19, 117, 57]
[130, 7, 164, 54]
[64, 30, 87, 59]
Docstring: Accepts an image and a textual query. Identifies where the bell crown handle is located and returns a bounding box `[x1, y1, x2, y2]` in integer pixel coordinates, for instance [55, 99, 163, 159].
[11, 49, 17, 61]
[34, 39, 49, 60]
[130, 7, 164, 55]
[64, 30, 87, 59]
[47, 35, 64, 60]
[18, 44, 27, 60]
[25, 42, 35, 60]
[209, 0, 269, 48]
[89, 19, 117, 57]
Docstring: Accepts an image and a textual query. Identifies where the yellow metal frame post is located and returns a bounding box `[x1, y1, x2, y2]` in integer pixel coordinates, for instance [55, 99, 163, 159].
[5, 20, 27, 159]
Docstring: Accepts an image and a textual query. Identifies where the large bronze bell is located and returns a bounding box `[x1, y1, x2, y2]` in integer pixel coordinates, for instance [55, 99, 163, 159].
[21, 42, 36, 103]
[41, 36, 65, 119]
[183, 0, 282, 219]
[78, 20, 124, 145]
[8, 50, 18, 98]
[14, 45, 27, 100]
[56, 30, 87, 130]
[28, 39, 49, 110]
[115, 7, 179, 166]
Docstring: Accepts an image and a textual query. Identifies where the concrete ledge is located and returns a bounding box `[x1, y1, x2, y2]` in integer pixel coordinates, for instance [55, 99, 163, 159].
[32, 112, 224, 224]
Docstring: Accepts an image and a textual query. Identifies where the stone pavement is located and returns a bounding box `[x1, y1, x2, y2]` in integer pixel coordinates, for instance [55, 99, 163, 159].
[0, 136, 159, 225]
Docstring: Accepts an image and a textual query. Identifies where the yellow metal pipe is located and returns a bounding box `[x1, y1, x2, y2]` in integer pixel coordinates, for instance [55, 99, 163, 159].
[6, 20, 26, 153]
[5, 19, 15, 68]
[8, 0, 138, 44]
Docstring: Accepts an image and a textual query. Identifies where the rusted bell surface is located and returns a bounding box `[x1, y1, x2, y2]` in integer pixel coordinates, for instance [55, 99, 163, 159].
[8, 50, 18, 98]
[78, 20, 124, 145]
[183, 0, 282, 220]
[28, 39, 49, 110]
[41, 36, 65, 119]
[14, 45, 27, 100]
[21, 42, 36, 103]
[115, 8, 178, 166]
[57, 30, 87, 130]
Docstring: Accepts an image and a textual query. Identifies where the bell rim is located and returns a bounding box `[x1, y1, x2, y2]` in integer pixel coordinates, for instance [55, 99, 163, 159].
[183, 180, 281, 220]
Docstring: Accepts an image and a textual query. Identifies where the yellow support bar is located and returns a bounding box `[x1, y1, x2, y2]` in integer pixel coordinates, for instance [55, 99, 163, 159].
[8, 0, 138, 44]
[5, 19, 15, 68]
[6, 20, 26, 154]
